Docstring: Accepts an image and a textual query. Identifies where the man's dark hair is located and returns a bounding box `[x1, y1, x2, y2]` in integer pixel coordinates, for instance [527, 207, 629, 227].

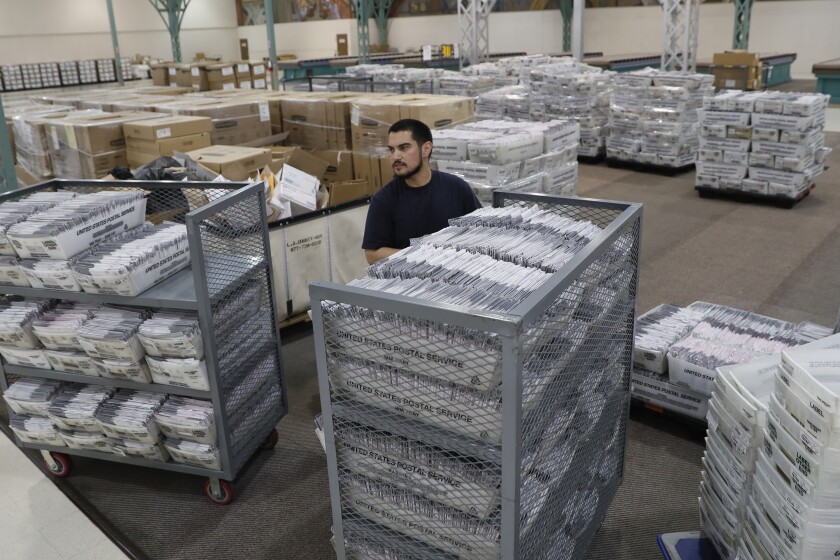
[389, 119, 433, 149]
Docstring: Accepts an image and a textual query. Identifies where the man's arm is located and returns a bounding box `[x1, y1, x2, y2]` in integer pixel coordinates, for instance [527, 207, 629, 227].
[365, 247, 400, 265]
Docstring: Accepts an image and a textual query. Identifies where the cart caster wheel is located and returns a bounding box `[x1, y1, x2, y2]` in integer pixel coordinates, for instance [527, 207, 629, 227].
[260, 428, 279, 450]
[45, 452, 72, 478]
[204, 479, 234, 505]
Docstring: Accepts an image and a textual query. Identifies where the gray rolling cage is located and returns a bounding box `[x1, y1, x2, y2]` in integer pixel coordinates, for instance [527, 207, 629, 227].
[311, 191, 643, 559]
[0, 179, 287, 498]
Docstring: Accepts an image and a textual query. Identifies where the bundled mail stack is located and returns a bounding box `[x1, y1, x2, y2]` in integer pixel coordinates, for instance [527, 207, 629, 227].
[475, 85, 531, 120]
[4, 373, 220, 466]
[696, 91, 831, 199]
[698, 334, 840, 560]
[607, 69, 714, 168]
[433, 118, 579, 203]
[529, 60, 614, 158]
[461, 61, 521, 88]
[631, 302, 831, 421]
[319, 201, 638, 558]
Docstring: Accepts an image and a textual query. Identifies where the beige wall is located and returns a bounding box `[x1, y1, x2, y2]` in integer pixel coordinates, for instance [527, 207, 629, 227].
[0, 0, 240, 65]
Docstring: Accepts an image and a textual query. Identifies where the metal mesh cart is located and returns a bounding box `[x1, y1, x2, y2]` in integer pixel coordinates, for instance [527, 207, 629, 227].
[0, 179, 287, 504]
[311, 191, 643, 558]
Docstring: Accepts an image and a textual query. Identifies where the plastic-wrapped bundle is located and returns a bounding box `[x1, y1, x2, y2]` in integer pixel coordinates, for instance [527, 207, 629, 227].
[77, 308, 147, 362]
[341, 473, 501, 560]
[633, 304, 706, 374]
[475, 85, 530, 121]
[32, 303, 98, 352]
[0, 192, 78, 255]
[10, 414, 64, 446]
[607, 69, 714, 167]
[106, 436, 169, 461]
[436, 71, 496, 97]
[155, 396, 216, 445]
[72, 222, 190, 297]
[138, 312, 203, 359]
[3, 378, 62, 415]
[5, 191, 147, 260]
[47, 384, 113, 432]
[163, 438, 221, 469]
[0, 302, 46, 349]
[95, 390, 167, 444]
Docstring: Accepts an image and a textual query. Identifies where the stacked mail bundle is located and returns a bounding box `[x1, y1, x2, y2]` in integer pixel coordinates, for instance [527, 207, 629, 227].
[33, 303, 100, 375]
[434, 119, 579, 203]
[529, 59, 614, 158]
[0, 299, 55, 370]
[699, 334, 840, 560]
[4, 378, 64, 446]
[475, 85, 531, 121]
[139, 312, 207, 391]
[696, 90, 830, 198]
[323, 203, 636, 558]
[461, 60, 520, 88]
[48, 384, 114, 450]
[95, 389, 169, 461]
[436, 70, 497, 97]
[157, 396, 220, 469]
[631, 302, 831, 420]
[607, 69, 714, 167]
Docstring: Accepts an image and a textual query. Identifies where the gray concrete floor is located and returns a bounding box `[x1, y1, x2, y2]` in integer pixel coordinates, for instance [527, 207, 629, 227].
[576, 132, 840, 329]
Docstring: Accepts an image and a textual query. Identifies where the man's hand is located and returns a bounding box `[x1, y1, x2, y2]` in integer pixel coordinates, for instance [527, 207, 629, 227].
[365, 247, 400, 265]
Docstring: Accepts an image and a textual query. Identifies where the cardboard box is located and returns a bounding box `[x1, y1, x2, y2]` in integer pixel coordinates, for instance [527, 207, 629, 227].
[400, 95, 475, 130]
[206, 64, 237, 91]
[351, 96, 427, 153]
[328, 179, 370, 206]
[308, 149, 354, 183]
[149, 63, 169, 87]
[270, 147, 329, 180]
[189, 64, 210, 91]
[234, 61, 252, 82]
[321, 92, 372, 149]
[156, 99, 272, 145]
[281, 95, 331, 149]
[712, 51, 762, 90]
[352, 151, 381, 189]
[185, 145, 272, 180]
[173, 64, 194, 88]
[123, 115, 212, 141]
[127, 132, 212, 168]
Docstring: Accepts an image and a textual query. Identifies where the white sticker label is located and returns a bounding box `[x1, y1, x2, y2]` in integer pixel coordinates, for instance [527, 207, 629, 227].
[222, 66, 234, 77]
[351, 107, 361, 126]
[258, 101, 270, 122]
[191, 67, 200, 77]
[51, 128, 60, 150]
[253, 64, 265, 74]
[223, 82, 235, 90]
[156, 127, 172, 139]
[254, 79, 266, 89]
[237, 63, 250, 73]
[168, 68, 176, 76]
[725, 79, 736, 88]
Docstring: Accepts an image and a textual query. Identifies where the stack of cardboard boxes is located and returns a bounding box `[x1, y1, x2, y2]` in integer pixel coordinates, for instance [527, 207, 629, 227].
[696, 90, 831, 199]
[124, 115, 213, 168]
[44, 112, 158, 178]
[155, 98, 273, 146]
[711, 51, 762, 91]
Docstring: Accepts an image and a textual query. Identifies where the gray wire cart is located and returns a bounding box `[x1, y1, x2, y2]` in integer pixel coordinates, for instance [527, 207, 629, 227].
[311, 191, 643, 558]
[0, 179, 287, 505]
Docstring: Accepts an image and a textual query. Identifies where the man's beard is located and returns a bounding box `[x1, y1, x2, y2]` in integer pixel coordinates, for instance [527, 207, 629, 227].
[394, 160, 423, 180]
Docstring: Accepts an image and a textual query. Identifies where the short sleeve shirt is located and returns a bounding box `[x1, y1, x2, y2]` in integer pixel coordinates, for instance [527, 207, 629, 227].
[362, 170, 482, 250]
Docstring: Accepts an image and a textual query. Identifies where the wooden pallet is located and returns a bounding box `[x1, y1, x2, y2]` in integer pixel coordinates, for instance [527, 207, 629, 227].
[279, 311, 312, 329]
[605, 157, 695, 176]
[695, 183, 814, 209]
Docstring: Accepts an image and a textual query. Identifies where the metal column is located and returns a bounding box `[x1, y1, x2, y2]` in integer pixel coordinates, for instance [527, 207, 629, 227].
[106, 0, 124, 86]
[571, 0, 584, 61]
[659, 0, 700, 72]
[373, 0, 393, 50]
[733, 0, 754, 50]
[0, 99, 18, 193]
[352, 0, 372, 64]
[264, 0, 279, 90]
[559, 0, 572, 53]
[148, 0, 193, 63]
[458, 0, 498, 69]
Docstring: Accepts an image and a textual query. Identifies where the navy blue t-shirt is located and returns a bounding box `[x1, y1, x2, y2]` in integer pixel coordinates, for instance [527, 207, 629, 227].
[362, 171, 482, 250]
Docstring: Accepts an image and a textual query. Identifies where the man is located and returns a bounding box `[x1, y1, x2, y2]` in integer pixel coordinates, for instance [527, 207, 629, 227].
[362, 119, 482, 265]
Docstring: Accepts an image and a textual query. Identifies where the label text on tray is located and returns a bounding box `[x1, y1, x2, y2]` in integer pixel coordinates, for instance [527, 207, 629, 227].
[336, 329, 464, 369]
